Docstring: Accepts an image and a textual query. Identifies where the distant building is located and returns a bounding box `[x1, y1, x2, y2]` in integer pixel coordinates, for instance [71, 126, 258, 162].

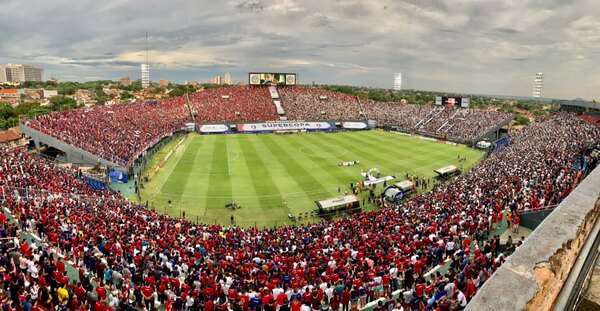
[24, 89, 44, 100]
[23, 65, 44, 82]
[158, 79, 170, 87]
[224, 73, 232, 85]
[393, 73, 402, 91]
[0, 89, 21, 103]
[213, 75, 222, 85]
[0, 126, 25, 147]
[533, 72, 543, 98]
[141, 64, 150, 88]
[0, 65, 6, 83]
[5, 64, 25, 83]
[72, 89, 96, 106]
[43, 89, 58, 98]
[3, 64, 44, 82]
[185, 81, 199, 87]
[120, 77, 132, 87]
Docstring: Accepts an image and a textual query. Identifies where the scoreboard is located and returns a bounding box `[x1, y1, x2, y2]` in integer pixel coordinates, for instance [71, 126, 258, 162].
[249, 72, 297, 86]
[435, 96, 470, 108]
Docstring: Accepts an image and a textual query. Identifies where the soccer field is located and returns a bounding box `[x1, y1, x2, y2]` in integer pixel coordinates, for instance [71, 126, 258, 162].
[139, 130, 485, 227]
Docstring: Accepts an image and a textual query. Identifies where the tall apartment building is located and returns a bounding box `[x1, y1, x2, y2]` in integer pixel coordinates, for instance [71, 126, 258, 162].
[23, 65, 44, 81]
[393, 72, 402, 91]
[141, 64, 150, 88]
[213, 75, 222, 85]
[3, 64, 44, 83]
[224, 72, 232, 85]
[533, 72, 543, 98]
[0, 65, 6, 83]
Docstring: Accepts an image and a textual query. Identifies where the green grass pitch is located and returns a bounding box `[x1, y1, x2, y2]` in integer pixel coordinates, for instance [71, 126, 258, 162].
[139, 130, 485, 227]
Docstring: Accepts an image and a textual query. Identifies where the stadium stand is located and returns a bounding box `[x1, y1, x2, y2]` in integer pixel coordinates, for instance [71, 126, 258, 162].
[361, 101, 512, 140]
[24, 88, 511, 170]
[0, 110, 598, 310]
[26, 100, 189, 168]
[188, 86, 279, 123]
[278, 86, 364, 121]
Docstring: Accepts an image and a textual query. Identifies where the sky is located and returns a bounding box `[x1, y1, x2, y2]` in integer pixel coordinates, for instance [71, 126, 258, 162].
[1, 0, 599, 99]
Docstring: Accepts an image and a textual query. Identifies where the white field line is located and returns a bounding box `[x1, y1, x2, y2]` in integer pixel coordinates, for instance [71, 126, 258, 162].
[157, 143, 188, 193]
[226, 139, 231, 175]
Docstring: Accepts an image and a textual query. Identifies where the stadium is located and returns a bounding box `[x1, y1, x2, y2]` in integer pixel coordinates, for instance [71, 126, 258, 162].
[2, 72, 599, 311]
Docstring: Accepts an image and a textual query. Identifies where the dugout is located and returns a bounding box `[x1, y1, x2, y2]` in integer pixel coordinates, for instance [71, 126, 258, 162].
[394, 180, 415, 193]
[382, 186, 407, 204]
[434, 165, 461, 180]
[315, 195, 360, 214]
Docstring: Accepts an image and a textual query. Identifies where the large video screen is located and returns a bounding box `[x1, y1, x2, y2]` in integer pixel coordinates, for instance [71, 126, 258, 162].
[249, 72, 297, 85]
[435, 96, 470, 107]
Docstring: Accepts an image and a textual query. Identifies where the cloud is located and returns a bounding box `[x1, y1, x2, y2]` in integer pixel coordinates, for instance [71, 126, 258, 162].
[0, 0, 598, 99]
[236, 1, 264, 13]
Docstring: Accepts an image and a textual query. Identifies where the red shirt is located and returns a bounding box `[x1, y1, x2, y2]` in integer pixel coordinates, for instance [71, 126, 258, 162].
[96, 286, 107, 300]
[141, 286, 153, 299]
[415, 283, 425, 297]
[291, 300, 302, 311]
[205, 299, 214, 311]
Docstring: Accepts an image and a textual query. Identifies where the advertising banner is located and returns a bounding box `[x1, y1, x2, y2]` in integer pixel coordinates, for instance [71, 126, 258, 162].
[199, 124, 230, 133]
[342, 121, 368, 129]
[237, 122, 332, 132]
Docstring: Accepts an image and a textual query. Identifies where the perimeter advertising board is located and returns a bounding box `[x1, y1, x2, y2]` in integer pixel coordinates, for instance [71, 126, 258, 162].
[237, 121, 333, 132]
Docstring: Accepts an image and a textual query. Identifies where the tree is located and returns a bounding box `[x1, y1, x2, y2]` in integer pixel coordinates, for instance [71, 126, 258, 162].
[14, 102, 40, 116]
[121, 91, 133, 101]
[0, 117, 19, 129]
[49, 95, 78, 111]
[0, 103, 16, 120]
[514, 114, 530, 126]
[169, 87, 185, 98]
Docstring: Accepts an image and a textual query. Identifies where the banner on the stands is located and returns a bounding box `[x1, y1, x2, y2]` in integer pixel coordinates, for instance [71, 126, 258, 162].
[199, 124, 229, 133]
[342, 121, 368, 129]
[237, 122, 332, 132]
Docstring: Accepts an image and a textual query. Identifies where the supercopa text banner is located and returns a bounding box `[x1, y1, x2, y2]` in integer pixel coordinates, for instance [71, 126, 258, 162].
[237, 122, 333, 132]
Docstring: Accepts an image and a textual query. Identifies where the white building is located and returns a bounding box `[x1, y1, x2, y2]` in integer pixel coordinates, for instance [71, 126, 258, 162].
[533, 72, 543, 98]
[2, 64, 44, 83]
[393, 72, 402, 91]
[224, 72, 232, 85]
[23, 65, 44, 82]
[141, 64, 150, 88]
[0, 65, 6, 83]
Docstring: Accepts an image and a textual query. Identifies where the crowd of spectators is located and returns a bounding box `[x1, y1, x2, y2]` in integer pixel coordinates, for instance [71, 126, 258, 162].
[360, 101, 432, 129]
[188, 86, 279, 123]
[26, 100, 190, 168]
[0, 112, 598, 311]
[24, 87, 513, 172]
[361, 101, 511, 140]
[278, 87, 364, 121]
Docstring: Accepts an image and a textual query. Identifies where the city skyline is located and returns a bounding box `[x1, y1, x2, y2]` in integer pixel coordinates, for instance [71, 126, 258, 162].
[0, 0, 599, 100]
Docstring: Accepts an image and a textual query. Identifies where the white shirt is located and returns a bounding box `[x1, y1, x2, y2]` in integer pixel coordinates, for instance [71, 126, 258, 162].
[457, 291, 467, 307]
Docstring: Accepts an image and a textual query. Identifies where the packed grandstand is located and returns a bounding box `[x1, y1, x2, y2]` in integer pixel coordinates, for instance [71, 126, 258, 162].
[26, 86, 512, 168]
[1, 85, 599, 311]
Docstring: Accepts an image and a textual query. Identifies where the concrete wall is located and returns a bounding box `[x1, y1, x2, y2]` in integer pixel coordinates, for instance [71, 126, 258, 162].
[20, 124, 127, 172]
[466, 166, 600, 310]
[519, 208, 555, 230]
